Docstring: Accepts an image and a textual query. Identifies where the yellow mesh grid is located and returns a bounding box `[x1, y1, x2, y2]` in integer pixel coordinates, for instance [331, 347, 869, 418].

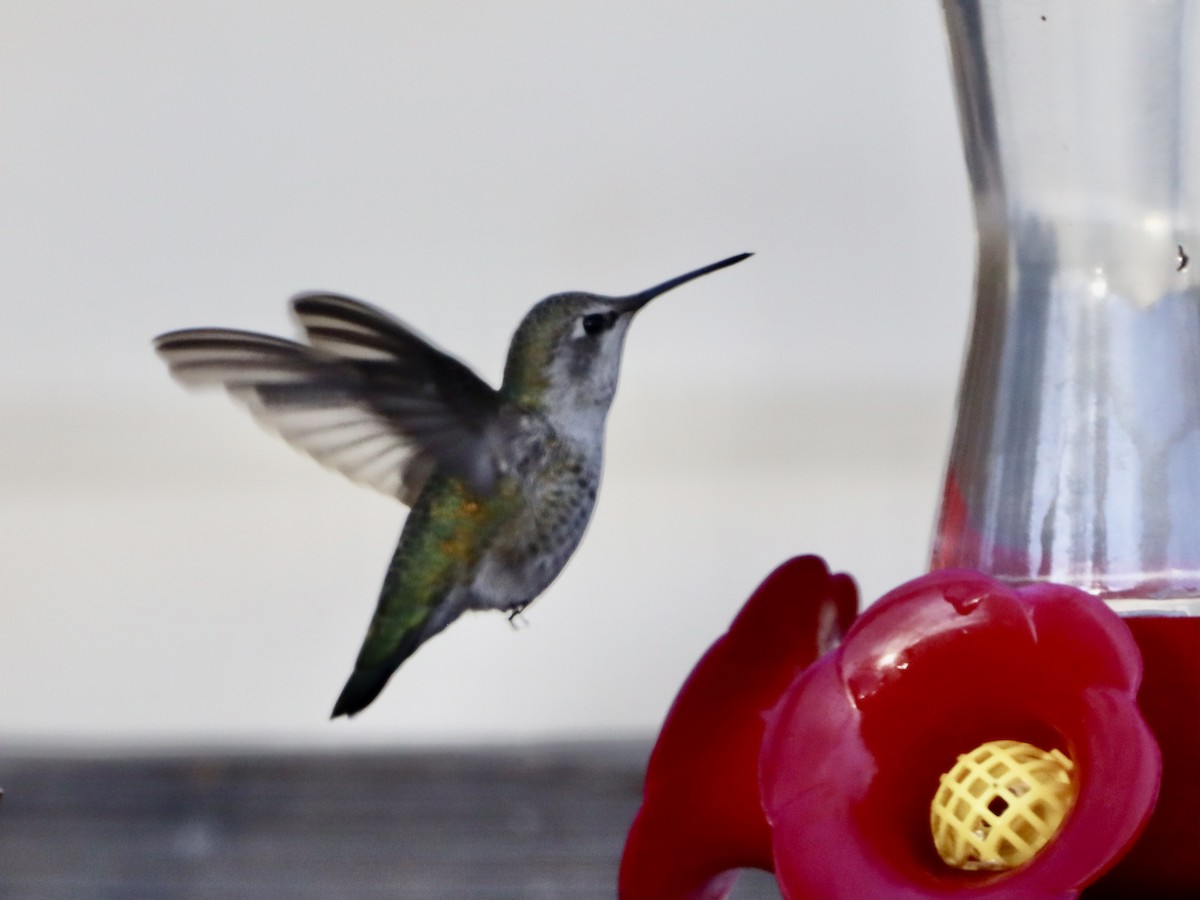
[930, 739, 1076, 871]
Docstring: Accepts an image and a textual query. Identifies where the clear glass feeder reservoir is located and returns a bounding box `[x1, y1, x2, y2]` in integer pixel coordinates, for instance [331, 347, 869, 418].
[934, 0, 1200, 609]
[934, 2, 1200, 895]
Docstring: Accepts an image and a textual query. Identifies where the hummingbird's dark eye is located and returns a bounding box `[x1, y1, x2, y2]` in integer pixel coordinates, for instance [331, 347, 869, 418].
[581, 312, 616, 336]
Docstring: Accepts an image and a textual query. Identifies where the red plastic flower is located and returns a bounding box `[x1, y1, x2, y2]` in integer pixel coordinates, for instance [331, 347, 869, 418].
[620, 556, 858, 899]
[621, 561, 1162, 900]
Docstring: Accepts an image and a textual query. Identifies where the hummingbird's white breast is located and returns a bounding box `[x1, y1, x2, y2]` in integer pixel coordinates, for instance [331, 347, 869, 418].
[467, 417, 603, 615]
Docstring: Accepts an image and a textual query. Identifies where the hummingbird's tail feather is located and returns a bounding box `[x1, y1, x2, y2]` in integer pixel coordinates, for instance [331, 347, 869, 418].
[330, 629, 425, 719]
[331, 589, 473, 718]
[331, 662, 405, 718]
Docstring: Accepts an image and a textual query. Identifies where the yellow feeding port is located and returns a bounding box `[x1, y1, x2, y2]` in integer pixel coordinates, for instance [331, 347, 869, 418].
[931, 739, 1077, 871]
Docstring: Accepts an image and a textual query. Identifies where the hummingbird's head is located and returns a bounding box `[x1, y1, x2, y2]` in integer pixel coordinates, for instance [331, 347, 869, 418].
[500, 254, 751, 443]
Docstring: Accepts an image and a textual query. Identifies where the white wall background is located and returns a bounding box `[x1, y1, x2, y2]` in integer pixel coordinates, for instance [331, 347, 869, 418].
[0, 1, 974, 746]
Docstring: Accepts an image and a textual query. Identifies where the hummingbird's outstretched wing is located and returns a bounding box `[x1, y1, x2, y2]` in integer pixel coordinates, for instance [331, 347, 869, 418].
[154, 294, 504, 504]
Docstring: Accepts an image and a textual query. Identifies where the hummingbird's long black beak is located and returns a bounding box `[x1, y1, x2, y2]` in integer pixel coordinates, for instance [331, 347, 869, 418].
[624, 252, 753, 312]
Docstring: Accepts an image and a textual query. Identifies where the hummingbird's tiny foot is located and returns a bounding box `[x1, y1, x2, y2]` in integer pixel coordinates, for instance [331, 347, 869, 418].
[507, 605, 530, 629]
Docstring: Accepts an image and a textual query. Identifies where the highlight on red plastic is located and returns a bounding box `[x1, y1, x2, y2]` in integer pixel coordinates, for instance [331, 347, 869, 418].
[761, 570, 1161, 900]
[619, 556, 857, 899]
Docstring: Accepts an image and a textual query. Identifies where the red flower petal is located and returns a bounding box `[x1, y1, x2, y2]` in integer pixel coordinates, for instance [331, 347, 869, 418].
[619, 556, 857, 900]
[760, 571, 1161, 900]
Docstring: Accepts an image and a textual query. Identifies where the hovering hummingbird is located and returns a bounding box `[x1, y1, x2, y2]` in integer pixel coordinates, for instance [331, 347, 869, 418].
[154, 252, 751, 717]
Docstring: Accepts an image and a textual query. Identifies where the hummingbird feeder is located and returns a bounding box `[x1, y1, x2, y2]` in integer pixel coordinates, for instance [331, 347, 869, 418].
[621, 0, 1200, 896]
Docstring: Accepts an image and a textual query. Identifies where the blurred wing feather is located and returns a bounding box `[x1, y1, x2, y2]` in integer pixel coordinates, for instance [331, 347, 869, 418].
[154, 295, 503, 504]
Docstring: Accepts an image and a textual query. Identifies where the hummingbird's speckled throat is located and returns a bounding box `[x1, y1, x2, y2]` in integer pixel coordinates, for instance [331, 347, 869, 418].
[154, 252, 752, 717]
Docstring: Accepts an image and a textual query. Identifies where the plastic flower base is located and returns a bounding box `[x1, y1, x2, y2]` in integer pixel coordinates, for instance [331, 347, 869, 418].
[619, 557, 857, 899]
[621, 558, 1161, 900]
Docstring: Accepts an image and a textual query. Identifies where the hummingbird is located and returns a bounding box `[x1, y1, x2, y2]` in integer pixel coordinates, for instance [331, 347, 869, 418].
[154, 252, 751, 717]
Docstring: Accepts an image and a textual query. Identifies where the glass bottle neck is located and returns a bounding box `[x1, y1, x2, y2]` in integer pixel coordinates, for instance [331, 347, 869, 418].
[933, 1, 1200, 614]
